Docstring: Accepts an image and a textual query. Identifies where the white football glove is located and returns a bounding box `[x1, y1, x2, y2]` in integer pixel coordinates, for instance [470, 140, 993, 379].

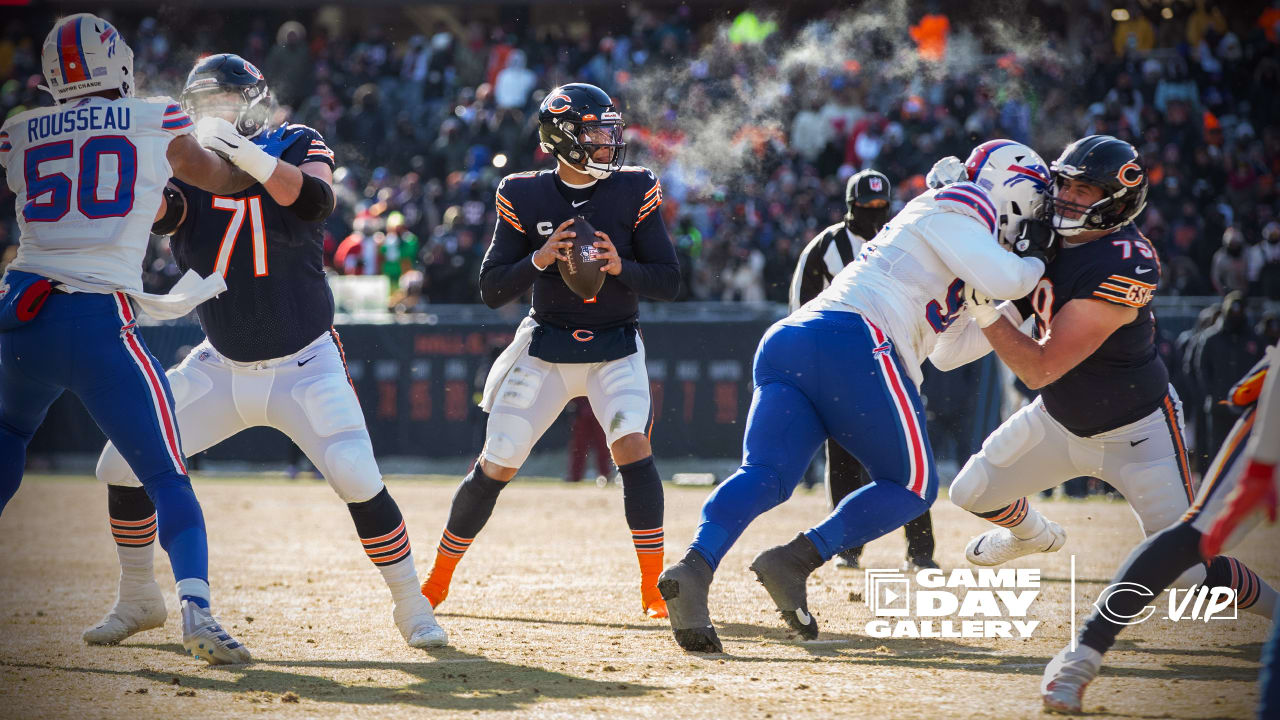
[196, 117, 278, 184]
[964, 285, 1002, 328]
[926, 156, 966, 189]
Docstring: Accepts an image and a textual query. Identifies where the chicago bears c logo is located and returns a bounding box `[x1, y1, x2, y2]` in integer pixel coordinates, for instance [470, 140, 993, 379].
[573, 329, 594, 342]
[1117, 162, 1144, 187]
[547, 93, 574, 114]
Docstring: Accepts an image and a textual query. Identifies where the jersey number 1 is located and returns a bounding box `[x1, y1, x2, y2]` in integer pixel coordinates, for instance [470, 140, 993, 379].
[211, 195, 268, 277]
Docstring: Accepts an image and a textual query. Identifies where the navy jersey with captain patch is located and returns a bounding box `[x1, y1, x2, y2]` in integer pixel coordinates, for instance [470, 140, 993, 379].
[478, 167, 680, 329]
[1016, 223, 1168, 436]
[170, 123, 337, 362]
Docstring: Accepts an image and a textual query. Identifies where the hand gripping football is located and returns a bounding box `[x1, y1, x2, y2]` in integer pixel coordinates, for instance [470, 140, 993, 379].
[558, 215, 607, 299]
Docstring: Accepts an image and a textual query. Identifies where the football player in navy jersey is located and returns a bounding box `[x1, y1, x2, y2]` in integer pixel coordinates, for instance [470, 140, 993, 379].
[941, 136, 1276, 707]
[420, 83, 679, 619]
[86, 54, 448, 650]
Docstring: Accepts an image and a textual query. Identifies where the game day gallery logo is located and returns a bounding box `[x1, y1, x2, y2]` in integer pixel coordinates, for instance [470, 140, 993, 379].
[862, 568, 1041, 639]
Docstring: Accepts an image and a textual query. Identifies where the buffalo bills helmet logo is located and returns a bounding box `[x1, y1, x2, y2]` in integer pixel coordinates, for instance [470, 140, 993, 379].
[1003, 161, 1050, 191]
[243, 61, 264, 80]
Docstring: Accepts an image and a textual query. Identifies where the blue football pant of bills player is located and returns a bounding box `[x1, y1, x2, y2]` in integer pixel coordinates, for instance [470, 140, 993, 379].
[660, 310, 937, 651]
[0, 292, 215, 614]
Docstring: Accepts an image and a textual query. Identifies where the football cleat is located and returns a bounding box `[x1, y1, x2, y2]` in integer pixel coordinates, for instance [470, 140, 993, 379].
[833, 550, 861, 570]
[965, 521, 1066, 567]
[394, 595, 449, 648]
[181, 600, 251, 665]
[903, 556, 940, 573]
[82, 582, 168, 645]
[657, 554, 722, 653]
[1041, 644, 1102, 714]
[749, 534, 824, 641]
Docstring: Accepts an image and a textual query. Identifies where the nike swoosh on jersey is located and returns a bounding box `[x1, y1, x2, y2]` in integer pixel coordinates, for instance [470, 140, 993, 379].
[1129, 437, 1149, 446]
[297, 355, 319, 366]
[1134, 266, 1153, 274]
[571, 200, 589, 207]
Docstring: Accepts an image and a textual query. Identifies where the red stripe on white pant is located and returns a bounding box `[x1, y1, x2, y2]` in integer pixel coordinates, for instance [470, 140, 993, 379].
[114, 293, 186, 475]
[862, 318, 929, 497]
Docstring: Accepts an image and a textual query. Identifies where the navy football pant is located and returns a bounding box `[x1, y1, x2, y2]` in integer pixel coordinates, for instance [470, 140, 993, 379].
[0, 291, 208, 584]
[690, 310, 938, 570]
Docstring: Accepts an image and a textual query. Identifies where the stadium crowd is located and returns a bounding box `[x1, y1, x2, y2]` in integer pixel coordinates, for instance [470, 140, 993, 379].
[1, 1, 1278, 311]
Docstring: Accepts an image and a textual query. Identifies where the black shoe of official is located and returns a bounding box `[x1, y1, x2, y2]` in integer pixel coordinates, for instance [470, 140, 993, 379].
[833, 549, 862, 570]
[749, 534, 825, 641]
[657, 552, 723, 653]
[903, 555, 939, 572]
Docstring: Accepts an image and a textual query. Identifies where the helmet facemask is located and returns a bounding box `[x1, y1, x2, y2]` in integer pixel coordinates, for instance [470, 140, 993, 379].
[1047, 172, 1113, 237]
[545, 118, 626, 179]
[181, 81, 273, 138]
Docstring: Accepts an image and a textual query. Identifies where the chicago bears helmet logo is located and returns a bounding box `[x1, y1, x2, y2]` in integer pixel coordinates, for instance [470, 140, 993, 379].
[547, 93, 574, 114]
[243, 61, 264, 80]
[1117, 162, 1144, 187]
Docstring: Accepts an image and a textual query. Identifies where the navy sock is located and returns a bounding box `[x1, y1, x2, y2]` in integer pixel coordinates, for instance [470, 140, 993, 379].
[348, 487, 411, 567]
[805, 480, 930, 560]
[141, 471, 208, 585]
[1080, 522, 1203, 654]
[620, 456, 663, 531]
[441, 464, 508, 550]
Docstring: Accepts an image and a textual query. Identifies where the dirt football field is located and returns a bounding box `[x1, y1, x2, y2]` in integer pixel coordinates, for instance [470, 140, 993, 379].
[0, 474, 1276, 720]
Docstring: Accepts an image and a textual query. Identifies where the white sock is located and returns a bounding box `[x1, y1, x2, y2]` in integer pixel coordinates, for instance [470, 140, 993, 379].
[1248, 578, 1279, 620]
[176, 578, 211, 608]
[116, 543, 156, 596]
[379, 553, 424, 605]
[1008, 507, 1048, 540]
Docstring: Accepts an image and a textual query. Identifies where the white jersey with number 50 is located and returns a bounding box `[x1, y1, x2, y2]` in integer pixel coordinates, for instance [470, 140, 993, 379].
[0, 95, 193, 293]
[804, 181, 1044, 387]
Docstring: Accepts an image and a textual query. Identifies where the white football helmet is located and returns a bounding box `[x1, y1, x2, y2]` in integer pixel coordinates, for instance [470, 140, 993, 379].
[41, 14, 135, 103]
[963, 139, 1051, 246]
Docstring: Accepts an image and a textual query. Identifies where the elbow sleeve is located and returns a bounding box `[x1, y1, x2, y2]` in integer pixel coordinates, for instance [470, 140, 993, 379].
[289, 173, 336, 222]
[151, 184, 186, 236]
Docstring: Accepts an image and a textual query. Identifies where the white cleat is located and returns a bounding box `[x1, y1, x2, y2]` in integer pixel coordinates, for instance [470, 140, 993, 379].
[181, 600, 251, 665]
[82, 582, 168, 645]
[965, 521, 1066, 566]
[1041, 644, 1102, 714]
[394, 596, 449, 648]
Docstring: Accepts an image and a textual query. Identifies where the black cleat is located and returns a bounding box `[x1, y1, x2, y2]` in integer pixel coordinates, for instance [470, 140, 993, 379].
[658, 552, 723, 653]
[904, 555, 939, 572]
[833, 549, 862, 570]
[749, 534, 825, 641]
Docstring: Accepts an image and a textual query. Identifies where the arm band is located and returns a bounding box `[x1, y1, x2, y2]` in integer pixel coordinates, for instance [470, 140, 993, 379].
[289, 172, 336, 222]
[151, 184, 186, 236]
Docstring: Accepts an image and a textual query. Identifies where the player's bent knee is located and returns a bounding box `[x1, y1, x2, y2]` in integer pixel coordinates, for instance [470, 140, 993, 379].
[948, 458, 990, 511]
[293, 375, 365, 438]
[981, 408, 1045, 467]
[322, 438, 384, 503]
[95, 443, 143, 487]
[166, 363, 213, 412]
[482, 413, 535, 469]
[600, 394, 651, 446]
[610, 432, 651, 466]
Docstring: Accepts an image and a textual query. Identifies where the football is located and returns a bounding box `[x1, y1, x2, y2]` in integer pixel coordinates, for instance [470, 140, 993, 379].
[558, 215, 607, 299]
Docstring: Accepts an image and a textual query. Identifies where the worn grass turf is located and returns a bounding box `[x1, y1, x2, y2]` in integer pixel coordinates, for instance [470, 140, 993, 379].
[0, 474, 1275, 719]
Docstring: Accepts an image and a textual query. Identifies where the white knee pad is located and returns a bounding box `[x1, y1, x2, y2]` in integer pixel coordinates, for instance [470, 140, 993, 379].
[322, 438, 383, 503]
[293, 374, 366, 438]
[96, 443, 142, 487]
[494, 362, 546, 411]
[948, 457, 990, 511]
[1120, 461, 1191, 536]
[482, 413, 536, 469]
[599, 393, 651, 445]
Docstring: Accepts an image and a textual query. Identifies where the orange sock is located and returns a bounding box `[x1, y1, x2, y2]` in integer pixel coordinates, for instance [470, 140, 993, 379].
[633, 528, 666, 617]
[421, 530, 471, 607]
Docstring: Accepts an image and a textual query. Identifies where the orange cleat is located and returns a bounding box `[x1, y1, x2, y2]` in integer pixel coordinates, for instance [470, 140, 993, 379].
[642, 584, 668, 619]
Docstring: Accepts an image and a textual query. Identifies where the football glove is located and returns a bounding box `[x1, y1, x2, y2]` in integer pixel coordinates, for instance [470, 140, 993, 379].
[1012, 218, 1057, 265]
[964, 285, 1002, 328]
[196, 117, 278, 184]
[926, 156, 966, 189]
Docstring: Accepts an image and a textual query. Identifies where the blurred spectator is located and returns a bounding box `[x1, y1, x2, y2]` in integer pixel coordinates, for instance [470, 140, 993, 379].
[1249, 221, 1280, 298]
[1210, 227, 1249, 295]
[1190, 291, 1264, 455]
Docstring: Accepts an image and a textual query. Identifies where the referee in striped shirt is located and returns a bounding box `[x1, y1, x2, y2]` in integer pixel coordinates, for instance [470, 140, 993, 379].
[789, 169, 938, 571]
